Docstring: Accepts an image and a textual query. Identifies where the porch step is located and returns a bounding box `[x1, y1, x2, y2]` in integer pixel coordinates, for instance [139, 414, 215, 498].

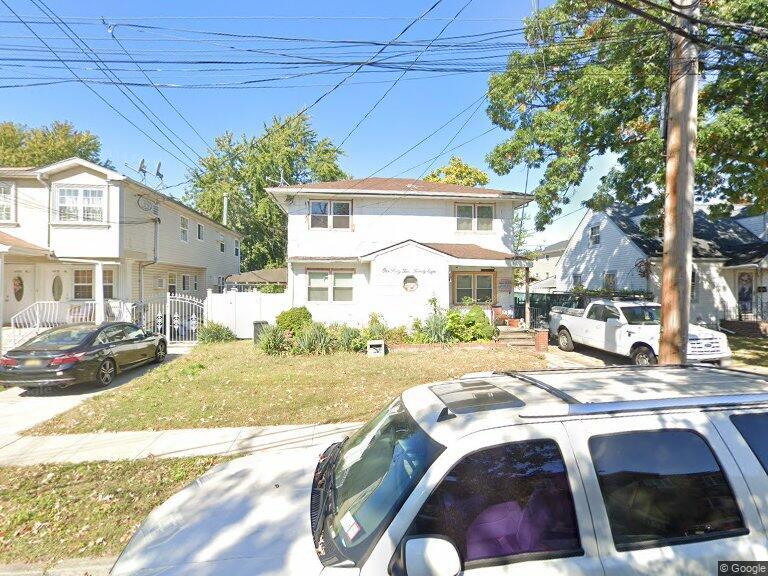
[496, 328, 535, 346]
[720, 320, 768, 338]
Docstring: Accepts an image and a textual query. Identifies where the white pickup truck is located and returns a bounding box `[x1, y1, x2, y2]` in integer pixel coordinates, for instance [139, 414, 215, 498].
[549, 298, 732, 365]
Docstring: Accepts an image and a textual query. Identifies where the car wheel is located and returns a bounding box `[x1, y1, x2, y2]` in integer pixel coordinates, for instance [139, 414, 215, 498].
[154, 341, 167, 363]
[631, 345, 658, 366]
[96, 358, 116, 387]
[557, 329, 575, 352]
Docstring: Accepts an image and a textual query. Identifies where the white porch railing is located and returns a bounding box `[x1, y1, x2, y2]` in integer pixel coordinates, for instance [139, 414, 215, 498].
[8, 299, 132, 348]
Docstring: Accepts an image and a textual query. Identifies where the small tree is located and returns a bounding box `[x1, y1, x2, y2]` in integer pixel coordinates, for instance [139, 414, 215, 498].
[425, 156, 490, 187]
[0, 121, 104, 167]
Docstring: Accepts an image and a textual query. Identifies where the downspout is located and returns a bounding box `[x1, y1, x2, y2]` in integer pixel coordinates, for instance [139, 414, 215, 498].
[36, 173, 51, 249]
[138, 217, 160, 302]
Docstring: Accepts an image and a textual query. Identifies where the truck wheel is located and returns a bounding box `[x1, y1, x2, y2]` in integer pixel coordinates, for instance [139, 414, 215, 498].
[631, 345, 657, 366]
[557, 329, 575, 352]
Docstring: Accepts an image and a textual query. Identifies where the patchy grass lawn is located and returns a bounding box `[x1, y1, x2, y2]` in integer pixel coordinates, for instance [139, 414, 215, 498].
[728, 337, 768, 368]
[0, 457, 223, 564]
[32, 342, 544, 435]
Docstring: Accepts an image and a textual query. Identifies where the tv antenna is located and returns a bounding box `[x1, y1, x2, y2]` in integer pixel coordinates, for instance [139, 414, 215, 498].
[266, 168, 288, 187]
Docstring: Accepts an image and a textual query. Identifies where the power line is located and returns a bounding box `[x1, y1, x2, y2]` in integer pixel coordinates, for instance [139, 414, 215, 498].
[0, 0, 197, 171]
[29, 0, 203, 166]
[339, 0, 475, 146]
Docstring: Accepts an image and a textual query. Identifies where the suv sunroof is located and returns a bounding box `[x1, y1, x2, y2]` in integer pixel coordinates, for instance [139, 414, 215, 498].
[430, 380, 525, 415]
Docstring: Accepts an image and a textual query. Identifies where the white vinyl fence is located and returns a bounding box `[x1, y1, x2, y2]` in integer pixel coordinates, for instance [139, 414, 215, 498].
[205, 289, 289, 338]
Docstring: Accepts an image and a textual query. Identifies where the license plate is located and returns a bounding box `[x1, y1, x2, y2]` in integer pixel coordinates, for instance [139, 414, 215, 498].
[24, 359, 43, 367]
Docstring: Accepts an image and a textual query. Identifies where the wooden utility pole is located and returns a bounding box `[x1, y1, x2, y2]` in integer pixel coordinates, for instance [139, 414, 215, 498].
[659, 0, 700, 364]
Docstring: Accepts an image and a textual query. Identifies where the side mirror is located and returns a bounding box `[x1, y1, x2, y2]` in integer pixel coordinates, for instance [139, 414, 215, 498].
[404, 537, 461, 576]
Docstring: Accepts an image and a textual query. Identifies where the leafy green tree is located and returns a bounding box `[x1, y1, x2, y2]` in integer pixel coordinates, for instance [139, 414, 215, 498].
[486, 0, 768, 231]
[0, 121, 103, 167]
[425, 156, 490, 187]
[186, 113, 346, 270]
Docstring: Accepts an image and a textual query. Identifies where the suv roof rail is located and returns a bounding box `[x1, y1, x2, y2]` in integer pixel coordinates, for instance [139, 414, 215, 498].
[498, 370, 581, 405]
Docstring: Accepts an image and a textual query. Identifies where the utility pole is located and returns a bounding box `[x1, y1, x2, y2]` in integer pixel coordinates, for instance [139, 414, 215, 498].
[659, 0, 700, 364]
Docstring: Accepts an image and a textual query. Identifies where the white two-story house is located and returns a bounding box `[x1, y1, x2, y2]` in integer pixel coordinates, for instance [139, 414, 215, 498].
[0, 157, 242, 328]
[266, 177, 532, 327]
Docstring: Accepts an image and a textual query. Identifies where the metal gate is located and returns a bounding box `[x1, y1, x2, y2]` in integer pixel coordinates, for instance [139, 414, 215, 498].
[131, 293, 204, 343]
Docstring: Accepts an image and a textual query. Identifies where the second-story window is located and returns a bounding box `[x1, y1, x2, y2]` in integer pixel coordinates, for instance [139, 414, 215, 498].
[219, 233, 225, 253]
[0, 181, 15, 222]
[456, 204, 494, 232]
[180, 216, 189, 242]
[168, 273, 177, 294]
[197, 223, 204, 241]
[310, 200, 351, 230]
[234, 240, 240, 257]
[56, 186, 105, 223]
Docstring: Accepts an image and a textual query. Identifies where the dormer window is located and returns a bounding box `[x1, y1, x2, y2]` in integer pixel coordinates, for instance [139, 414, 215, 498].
[589, 225, 600, 246]
[310, 200, 351, 230]
[456, 204, 494, 232]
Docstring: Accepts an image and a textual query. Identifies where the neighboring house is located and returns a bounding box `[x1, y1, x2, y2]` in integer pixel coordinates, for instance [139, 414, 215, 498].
[226, 267, 288, 291]
[527, 240, 568, 292]
[266, 177, 532, 326]
[0, 157, 242, 325]
[555, 203, 768, 325]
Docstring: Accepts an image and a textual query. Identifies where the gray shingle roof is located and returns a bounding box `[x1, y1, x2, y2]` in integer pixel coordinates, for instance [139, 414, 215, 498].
[604, 203, 763, 263]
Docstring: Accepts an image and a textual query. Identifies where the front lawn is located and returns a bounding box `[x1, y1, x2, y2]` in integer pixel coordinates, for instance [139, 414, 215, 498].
[0, 457, 223, 564]
[728, 337, 768, 368]
[32, 341, 544, 435]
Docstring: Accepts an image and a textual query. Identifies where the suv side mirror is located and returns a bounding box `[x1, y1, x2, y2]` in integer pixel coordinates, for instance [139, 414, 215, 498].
[404, 537, 461, 576]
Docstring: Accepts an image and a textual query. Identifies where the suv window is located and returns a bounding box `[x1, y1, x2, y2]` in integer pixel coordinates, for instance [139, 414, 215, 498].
[731, 413, 768, 474]
[408, 439, 581, 566]
[589, 430, 746, 551]
[587, 304, 605, 321]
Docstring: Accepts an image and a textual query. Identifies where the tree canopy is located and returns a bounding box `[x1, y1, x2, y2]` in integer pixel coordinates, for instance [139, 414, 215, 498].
[0, 121, 104, 167]
[425, 156, 490, 187]
[185, 113, 346, 271]
[486, 0, 768, 231]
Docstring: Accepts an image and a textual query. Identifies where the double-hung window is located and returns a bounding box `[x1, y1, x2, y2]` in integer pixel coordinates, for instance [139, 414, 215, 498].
[193, 275, 199, 291]
[56, 186, 105, 223]
[572, 273, 583, 288]
[603, 271, 617, 292]
[454, 272, 494, 304]
[180, 216, 189, 242]
[197, 223, 204, 241]
[73, 269, 93, 300]
[182, 274, 190, 291]
[589, 225, 601, 246]
[308, 270, 353, 302]
[103, 269, 114, 299]
[168, 273, 177, 294]
[0, 181, 15, 222]
[310, 200, 351, 230]
[234, 240, 240, 257]
[455, 204, 494, 232]
[219, 234, 225, 253]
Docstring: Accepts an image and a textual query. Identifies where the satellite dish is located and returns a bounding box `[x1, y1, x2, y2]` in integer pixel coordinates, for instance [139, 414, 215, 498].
[138, 159, 147, 175]
[155, 162, 163, 180]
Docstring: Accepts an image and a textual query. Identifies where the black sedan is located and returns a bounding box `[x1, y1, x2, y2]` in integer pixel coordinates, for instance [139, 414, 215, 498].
[0, 322, 167, 390]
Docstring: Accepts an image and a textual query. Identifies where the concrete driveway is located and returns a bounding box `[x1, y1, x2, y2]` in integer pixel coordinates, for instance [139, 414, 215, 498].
[545, 344, 630, 369]
[0, 345, 189, 436]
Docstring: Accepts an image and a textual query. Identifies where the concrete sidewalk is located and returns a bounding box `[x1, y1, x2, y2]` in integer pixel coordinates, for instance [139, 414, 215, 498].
[0, 422, 359, 466]
[0, 557, 115, 576]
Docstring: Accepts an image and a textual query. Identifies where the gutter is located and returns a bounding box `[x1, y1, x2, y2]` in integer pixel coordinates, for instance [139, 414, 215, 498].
[36, 173, 52, 249]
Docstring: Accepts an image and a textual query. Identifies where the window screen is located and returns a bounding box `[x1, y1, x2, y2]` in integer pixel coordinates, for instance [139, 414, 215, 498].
[731, 412, 768, 474]
[409, 439, 581, 566]
[589, 430, 746, 551]
[310, 201, 329, 229]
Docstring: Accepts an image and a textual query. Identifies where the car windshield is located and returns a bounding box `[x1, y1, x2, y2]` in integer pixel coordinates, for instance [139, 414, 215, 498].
[329, 398, 443, 565]
[23, 326, 94, 348]
[622, 305, 662, 325]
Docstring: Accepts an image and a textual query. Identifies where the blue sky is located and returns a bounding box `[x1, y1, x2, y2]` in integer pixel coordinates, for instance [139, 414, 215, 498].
[0, 0, 612, 247]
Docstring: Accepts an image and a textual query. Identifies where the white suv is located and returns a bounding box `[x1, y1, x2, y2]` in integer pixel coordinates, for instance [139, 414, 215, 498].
[112, 366, 768, 575]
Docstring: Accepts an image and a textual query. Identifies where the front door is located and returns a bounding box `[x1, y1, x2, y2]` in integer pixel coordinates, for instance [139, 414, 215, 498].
[41, 266, 68, 303]
[737, 271, 755, 318]
[5, 266, 35, 321]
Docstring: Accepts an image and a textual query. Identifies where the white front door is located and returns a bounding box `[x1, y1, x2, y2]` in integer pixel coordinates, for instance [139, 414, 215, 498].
[5, 266, 35, 320]
[41, 266, 69, 303]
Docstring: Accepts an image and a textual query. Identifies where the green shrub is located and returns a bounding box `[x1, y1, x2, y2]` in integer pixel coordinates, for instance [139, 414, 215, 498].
[424, 312, 451, 343]
[257, 283, 286, 294]
[197, 322, 236, 343]
[276, 306, 312, 335]
[385, 325, 410, 345]
[258, 324, 291, 355]
[362, 313, 388, 341]
[294, 322, 334, 355]
[464, 305, 495, 340]
[338, 325, 365, 352]
[446, 309, 472, 342]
